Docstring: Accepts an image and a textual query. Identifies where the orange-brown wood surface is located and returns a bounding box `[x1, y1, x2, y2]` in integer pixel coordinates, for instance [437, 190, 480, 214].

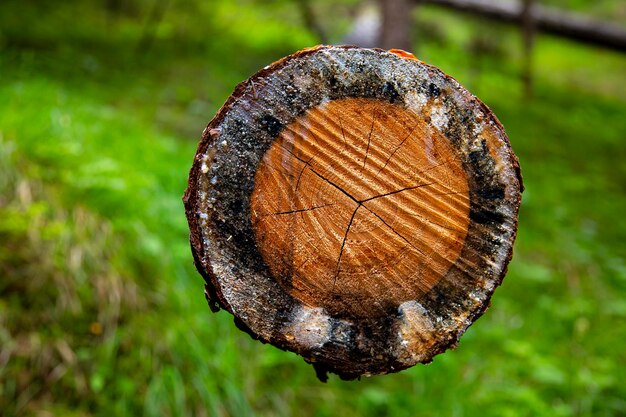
[251, 98, 470, 317]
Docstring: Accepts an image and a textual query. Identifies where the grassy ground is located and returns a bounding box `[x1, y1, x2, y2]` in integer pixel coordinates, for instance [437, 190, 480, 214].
[1, 2, 625, 416]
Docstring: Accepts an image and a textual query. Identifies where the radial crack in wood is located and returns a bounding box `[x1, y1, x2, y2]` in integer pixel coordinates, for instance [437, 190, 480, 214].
[183, 45, 523, 380]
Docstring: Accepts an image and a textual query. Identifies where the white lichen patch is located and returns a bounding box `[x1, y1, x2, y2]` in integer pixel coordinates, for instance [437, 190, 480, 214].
[404, 91, 429, 114]
[468, 290, 484, 305]
[200, 152, 212, 174]
[430, 103, 449, 132]
[395, 301, 436, 365]
[285, 306, 331, 349]
[472, 121, 486, 137]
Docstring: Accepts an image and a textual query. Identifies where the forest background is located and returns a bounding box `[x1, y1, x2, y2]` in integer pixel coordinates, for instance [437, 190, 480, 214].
[1, 0, 625, 416]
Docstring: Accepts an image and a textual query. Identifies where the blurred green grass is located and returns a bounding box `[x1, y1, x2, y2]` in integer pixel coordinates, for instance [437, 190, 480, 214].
[1, 1, 625, 416]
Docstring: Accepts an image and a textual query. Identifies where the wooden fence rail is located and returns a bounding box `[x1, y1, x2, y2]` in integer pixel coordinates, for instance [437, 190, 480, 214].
[419, 0, 626, 52]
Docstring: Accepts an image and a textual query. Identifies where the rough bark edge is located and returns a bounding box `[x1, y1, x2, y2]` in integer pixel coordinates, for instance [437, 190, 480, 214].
[182, 45, 524, 380]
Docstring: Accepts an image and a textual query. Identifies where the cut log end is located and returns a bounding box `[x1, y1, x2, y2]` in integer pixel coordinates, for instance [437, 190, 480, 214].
[184, 45, 522, 379]
[251, 97, 470, 319]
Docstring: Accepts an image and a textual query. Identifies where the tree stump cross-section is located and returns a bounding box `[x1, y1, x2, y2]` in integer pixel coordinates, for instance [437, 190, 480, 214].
[251, 97, 471, 319]
[183, 46, 523, 380]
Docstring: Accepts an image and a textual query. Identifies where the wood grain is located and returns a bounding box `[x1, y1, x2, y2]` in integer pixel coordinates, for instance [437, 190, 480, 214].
[251, 98, 469, 318]
[183, 46, 523, 379]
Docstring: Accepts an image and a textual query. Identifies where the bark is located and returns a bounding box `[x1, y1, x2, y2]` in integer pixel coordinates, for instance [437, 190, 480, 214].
[184, 46, 523, 380]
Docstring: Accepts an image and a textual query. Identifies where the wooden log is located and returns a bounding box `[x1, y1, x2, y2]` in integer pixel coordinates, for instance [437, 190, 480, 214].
[183, 46, 523, 380]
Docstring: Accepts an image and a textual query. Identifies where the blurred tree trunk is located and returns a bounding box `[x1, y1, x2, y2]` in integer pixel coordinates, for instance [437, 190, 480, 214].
[136, 0, 170, 54]
[104, 0, 123, 27]
[295, 0, 328, 44]
[105, 0, 122, 12]
[521, 0, 535, 98]
[377, 0, 414, 51]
